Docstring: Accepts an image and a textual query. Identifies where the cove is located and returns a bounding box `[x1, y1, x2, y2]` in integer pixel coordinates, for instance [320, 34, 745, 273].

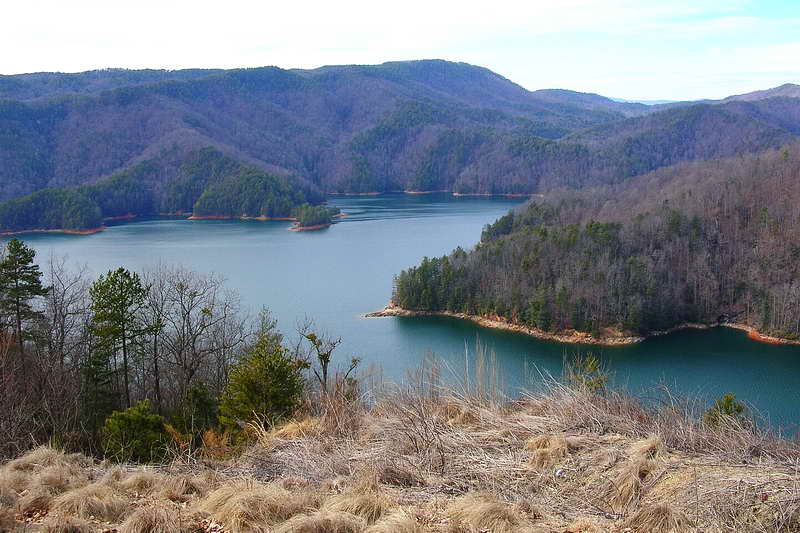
[12, 193, 800, 429]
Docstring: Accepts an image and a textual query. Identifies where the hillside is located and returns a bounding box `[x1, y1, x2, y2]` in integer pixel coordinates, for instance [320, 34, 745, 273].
[0, 147, 325, 233]
[391, 143, 800, 343]
[2, 61, 798, 204]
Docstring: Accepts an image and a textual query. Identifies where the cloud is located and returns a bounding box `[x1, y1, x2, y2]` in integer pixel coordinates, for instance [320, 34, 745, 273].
[0, 0, 796, 99]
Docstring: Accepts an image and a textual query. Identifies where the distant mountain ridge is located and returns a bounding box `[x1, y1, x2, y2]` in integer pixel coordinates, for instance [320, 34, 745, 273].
[1, 60, 798, 227]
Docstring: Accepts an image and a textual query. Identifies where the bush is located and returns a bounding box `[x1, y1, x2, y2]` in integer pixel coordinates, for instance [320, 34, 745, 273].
[703, 392, 746, 427]
[219, 332, 307, 429]
[102, 400, 170, 462]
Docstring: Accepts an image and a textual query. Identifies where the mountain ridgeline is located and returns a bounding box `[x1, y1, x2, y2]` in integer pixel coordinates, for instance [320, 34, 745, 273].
[0, 148, 325, 232]
[1, 61, 798, 210]
[393, 145, 800, 341]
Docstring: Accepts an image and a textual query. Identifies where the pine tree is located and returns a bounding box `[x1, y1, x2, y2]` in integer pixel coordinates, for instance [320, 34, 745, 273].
[89, 268, 149, 409]
[0, 238, 48, 355]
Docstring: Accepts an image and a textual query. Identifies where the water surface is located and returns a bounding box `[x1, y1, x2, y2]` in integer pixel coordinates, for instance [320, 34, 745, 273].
[12, 194, 800, 428]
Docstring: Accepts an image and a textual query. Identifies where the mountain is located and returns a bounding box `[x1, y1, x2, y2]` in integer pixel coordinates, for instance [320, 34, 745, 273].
[1, 60, 799, 228]
[392, 143, 800, 342]
[723, 83, 800, 102]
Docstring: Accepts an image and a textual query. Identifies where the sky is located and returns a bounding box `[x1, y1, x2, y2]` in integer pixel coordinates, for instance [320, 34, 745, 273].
[2, 0, 798, 101]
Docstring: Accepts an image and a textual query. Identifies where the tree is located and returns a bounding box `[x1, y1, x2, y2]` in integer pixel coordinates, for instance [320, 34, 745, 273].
[89, 268, 149, 409]
[219, 330, 306, 427]
[301, 328, 360, 395]
[0, 238, 48, 356]
[102, 400, 169, 462]
[704, 392, 746, 427]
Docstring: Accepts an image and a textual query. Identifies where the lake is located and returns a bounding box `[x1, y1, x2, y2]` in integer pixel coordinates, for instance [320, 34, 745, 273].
[12, 194, 800, 429]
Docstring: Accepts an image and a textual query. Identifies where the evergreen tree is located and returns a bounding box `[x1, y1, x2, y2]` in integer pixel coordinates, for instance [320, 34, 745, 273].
[219, 330, 306, 427]
[0, 238, 48, 355]
[89, 268, 150, 409]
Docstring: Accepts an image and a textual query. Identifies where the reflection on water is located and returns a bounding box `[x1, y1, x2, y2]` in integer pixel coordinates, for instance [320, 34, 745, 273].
[11, 193, 800, 429]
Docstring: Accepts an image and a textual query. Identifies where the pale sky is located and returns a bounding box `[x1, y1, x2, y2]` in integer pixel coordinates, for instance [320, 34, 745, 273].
[2, 0, 799, 100]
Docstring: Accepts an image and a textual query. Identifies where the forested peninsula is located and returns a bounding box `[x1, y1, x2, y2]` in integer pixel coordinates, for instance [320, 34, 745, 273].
[386, 144, 800, 344]
[0, 148, 336, 234]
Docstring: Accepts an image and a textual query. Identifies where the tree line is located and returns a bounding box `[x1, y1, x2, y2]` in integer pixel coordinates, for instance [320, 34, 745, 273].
[0, 238, 356, 461]
[394, 144, 800, 339]
[0, 148, 327, 232]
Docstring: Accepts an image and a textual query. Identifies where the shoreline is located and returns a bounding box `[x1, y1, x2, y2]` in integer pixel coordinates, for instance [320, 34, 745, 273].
[1, 226, 106, 237]
[365, 304, 800, 346]
[290, 223, 332, 231]
[327, 190, 534, 198]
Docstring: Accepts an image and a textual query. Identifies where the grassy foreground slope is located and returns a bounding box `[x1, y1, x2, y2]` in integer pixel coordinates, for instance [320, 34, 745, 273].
[392, 144, 800, 342]
[1, 381, 798, 533]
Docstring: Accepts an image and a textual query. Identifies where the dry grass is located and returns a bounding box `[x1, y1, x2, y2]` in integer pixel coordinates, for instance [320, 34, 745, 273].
[365, 510, 425, 533]
[18, 485, 57, 514]
[603, 458, 659, 512]
[2, 376, 799, 532]
[0, 468, 29, 492]
[622, 504, 691, 532]
[51, 482, 130, 521]
[119, 471, 166, 495]
[156, 473, 212, 502]
[525, 434, 569, 469]
[41, 515, 96, 533]
[196, 479, 311, 532]
[118, 501, 191, 533]
[446, 492, 535, 533]
[273, 510, 366, 533]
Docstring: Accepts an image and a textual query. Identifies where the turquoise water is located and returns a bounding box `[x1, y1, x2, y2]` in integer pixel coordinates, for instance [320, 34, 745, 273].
[11, 194, 800, 428]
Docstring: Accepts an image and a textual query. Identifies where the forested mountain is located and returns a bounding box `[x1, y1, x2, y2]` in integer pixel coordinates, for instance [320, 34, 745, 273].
[393, 144, 800, 341]
[0, 148, 324, 232]
[2, 60, 798, 204]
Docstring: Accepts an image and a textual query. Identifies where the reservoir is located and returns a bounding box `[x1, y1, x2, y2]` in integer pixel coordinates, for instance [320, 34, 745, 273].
[15, 194, 800, 429]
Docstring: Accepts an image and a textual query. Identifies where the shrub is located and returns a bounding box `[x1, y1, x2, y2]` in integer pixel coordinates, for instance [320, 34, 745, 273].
[219, 332, 306, 429]
[703, 392, 746, 427]
[101, 400, 170, 462]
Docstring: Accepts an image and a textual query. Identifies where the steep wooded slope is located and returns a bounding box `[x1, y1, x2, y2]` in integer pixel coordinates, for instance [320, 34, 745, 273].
[393, 144, 800, 340]
[2, 61, 797, 203]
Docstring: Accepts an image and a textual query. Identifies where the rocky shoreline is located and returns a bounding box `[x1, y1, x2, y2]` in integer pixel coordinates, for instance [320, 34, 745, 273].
[365, 304, 800, 346]
[1, 226, 106, 237]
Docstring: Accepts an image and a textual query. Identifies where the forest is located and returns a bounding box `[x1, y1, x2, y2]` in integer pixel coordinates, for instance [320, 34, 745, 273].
[393, 144, 800, 340]
[0, 148, 326, 232]
[2, 61, 798, 204]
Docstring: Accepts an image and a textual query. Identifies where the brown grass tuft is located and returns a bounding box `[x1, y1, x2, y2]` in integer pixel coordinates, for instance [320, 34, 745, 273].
[323, 493, 389, 525]
[322, 473, 390, 525]
[197, 479, 309, 532]
[31, 464, 88, 494]
[603, 458, 658, 512]
[6, 447, 75, 472]
[42, 515, 95, 533]
[51, 482, 130, 521]
[365, 510, 425, 533]
[18, 486, 55, 514]
[273, 510, 366, 533]
[119, 501, 192, 533]
[0, 507, 18, 530]
[630, 435, 665, 460]
[156, 474, 211, 502]
[622, 504, 691, 532]
[98, 466, 128, 486]
[119, 471, 166, 495]
[273, 418, 321, 440]
[376, 463, 424, 488]
[446, 493, 534, 533]
[526, 434, 568, 469]
[0, 468, 29, 492]
[0, 486, 18, 509]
